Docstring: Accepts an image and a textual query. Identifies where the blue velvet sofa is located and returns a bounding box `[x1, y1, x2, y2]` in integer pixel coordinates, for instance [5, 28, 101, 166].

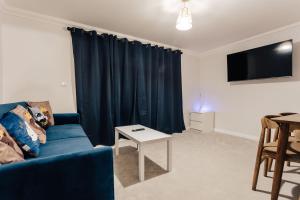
[0, 102, 114, 200]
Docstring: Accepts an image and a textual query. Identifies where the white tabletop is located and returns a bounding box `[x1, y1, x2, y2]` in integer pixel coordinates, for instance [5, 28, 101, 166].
[115, 124, 171, 144]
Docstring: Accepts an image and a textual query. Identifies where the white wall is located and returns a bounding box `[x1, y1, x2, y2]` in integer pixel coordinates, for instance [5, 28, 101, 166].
[1, 14, 76, 112]
[196, 23, 300, 140]
[181, 53, 202, 127]
[0, 6, 200, 117]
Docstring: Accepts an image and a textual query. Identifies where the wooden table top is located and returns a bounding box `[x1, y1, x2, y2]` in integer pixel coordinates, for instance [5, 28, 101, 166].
[272, 114, 300, 124]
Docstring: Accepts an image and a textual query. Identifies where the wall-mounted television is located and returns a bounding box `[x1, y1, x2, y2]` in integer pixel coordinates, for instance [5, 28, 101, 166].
[227, 40, 293, 82]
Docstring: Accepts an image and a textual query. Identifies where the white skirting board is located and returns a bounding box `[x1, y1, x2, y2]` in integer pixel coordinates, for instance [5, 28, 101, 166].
[214, 128, 258, 141]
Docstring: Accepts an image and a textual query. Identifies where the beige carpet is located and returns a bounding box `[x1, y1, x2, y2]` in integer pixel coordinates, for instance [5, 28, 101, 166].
[114, 131, 300, 200]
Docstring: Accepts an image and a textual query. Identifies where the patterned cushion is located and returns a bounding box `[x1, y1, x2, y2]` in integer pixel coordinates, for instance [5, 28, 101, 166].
[0, 112, 40, 157]
[28, 106, 50, 129]
[27, 101, 54, 126]
[0, 124, 24, 164]
[11, 105, 46, 144]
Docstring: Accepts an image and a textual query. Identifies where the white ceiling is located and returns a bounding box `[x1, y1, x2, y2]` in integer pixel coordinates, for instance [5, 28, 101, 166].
[4, 0, 300, 53]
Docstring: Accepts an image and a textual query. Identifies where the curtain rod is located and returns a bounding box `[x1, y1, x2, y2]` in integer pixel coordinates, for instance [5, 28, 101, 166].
[67, 26, 182, 53]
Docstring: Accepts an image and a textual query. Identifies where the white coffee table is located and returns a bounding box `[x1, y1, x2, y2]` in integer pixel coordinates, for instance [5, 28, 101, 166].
[114, 124, 172, 181]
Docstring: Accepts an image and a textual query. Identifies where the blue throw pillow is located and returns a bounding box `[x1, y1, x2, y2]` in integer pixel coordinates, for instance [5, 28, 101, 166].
[0, 112, 40, 157]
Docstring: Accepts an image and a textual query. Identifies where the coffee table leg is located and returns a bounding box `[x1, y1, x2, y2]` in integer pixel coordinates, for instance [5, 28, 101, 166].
[167, 139, 172, 171]
[115, 130, 119, 156]
[139, 144, 144, 181]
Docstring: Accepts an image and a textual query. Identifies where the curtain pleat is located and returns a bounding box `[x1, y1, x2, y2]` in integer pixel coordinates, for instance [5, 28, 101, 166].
[70, 28, 185, 146]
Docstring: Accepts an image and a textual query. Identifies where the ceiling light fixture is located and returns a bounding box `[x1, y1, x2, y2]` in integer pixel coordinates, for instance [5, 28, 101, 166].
[176, 0, 192, 31]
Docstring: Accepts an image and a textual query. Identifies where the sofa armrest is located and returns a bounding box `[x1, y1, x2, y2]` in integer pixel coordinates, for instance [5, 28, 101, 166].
[0, 147, 114, 200]
[53, 113, 80, 125]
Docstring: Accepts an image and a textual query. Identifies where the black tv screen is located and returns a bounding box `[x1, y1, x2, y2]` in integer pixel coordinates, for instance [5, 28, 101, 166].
[227, 40, 293, 82]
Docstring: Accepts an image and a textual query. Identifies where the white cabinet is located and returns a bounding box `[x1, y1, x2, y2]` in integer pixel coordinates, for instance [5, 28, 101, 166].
[189, 112, 214, 132]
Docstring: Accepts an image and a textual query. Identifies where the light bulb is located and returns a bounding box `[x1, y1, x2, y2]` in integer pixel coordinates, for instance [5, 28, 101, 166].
[176, 4, 192, 31]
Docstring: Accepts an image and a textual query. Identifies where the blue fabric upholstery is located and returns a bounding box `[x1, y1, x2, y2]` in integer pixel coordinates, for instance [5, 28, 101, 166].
[0, 102, 27, 119]
[0, 102, 115, 200]
[46, 124, 86, 141]
[53, 113, 80, 125]
[0, 147, 114, 200]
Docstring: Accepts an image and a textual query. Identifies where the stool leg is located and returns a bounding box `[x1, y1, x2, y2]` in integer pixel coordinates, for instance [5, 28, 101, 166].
[264, 129, 271, 177]
[264, 159, 269, 177]
[252, 128, 266, 190]
[268, 159, 273, 172]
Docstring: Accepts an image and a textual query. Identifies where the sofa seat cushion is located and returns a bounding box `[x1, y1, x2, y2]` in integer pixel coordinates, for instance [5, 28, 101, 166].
[46, 124, 87, 141]
[39, 137, 93, 158]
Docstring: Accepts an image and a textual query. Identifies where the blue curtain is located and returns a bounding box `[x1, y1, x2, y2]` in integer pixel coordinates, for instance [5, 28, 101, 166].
[69, 27, 185, 146]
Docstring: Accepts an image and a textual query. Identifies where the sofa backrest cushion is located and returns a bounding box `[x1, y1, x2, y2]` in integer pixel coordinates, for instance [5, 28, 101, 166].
[0, 102, 27, 119]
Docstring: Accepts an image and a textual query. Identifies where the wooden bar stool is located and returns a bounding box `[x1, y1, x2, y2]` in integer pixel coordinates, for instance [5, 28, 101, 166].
[252, 115, 280, 191]
[252, 115, 300, 191]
